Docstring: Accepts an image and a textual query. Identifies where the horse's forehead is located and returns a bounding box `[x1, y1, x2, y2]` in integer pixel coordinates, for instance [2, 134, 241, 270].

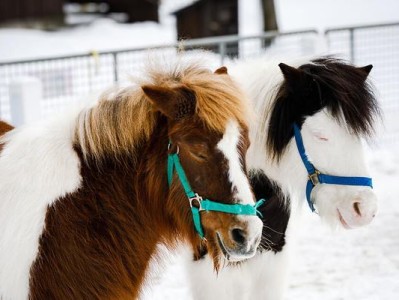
[305, 110, 355, 138]
[218, 120, 245, 143]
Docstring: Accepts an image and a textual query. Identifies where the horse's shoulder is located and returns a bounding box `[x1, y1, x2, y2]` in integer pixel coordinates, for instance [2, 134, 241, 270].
[0, 119, 83, 299]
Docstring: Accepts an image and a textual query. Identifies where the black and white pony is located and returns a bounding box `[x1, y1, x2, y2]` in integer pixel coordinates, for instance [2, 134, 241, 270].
[184, 57, 380, 299]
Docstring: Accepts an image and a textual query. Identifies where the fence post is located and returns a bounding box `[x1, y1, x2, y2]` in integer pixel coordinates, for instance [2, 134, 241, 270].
[219, 42, 226, 65]
[9, 77, 42, 126]
[349, 28, 355, 63]
[112, 52, 118, 82]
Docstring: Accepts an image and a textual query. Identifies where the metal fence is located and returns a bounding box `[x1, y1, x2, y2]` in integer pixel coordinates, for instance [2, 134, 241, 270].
[325, 23, 399, 145]
[1, 23, 398, 145]
[0, 29, 319, 121]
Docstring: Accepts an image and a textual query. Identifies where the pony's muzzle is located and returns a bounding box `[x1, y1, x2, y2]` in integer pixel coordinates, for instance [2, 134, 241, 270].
[217, 216, 262, 261]
[338, 188, 378, 229]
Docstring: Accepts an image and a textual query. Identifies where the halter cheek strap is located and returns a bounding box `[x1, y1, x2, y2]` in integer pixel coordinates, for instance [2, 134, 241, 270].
[293, 123, 373, 212]
[167, 143, 265, 239]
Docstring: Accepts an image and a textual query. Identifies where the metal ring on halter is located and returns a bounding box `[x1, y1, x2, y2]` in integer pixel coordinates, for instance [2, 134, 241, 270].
[168, 142, 180, 154]
[189, 193, 203, 210]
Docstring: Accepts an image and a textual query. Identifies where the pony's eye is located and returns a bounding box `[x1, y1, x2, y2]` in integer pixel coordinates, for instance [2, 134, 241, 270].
[192, 152, 208, 161]
[315, 134, 329, 141]
[311, 131, 329, 142]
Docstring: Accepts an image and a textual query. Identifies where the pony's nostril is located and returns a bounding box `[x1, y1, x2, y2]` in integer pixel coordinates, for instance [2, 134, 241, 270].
[353, 202, 362, 216]
[231, 228, 246, 245]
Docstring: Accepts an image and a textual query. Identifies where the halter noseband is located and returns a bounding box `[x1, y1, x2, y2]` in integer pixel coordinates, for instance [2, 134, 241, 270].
[293, 123, 373, 212]
[167, 142, 265, 239]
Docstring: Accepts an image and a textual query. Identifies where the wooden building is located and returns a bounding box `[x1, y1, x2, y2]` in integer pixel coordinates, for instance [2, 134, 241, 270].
[0, 0, 64, 25]
[173, 0, 238, 40]
[67, 0, 159, 23]
[173, 0, 238, 56]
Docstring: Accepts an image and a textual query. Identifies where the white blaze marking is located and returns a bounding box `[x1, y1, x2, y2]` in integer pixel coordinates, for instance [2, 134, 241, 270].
[217, 120, 254, 205]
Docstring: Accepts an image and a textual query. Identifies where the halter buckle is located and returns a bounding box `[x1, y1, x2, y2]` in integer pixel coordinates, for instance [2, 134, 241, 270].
[309, 170, 320, 186]
[189, 193, 203, 210]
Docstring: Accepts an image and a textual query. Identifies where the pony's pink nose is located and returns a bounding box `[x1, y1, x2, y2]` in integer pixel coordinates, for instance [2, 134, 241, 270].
[351, 199, 377, 223]
[341, 190, 378, 228]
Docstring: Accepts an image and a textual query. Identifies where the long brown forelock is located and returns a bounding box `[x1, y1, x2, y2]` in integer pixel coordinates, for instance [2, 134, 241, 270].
[74, 63, 249, 163]
[184, 73, 249, 133]
[147, 62, 249, 132]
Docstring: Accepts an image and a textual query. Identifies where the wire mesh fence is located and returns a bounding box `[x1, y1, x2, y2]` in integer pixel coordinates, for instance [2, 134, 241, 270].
[1, 24, 398, 145]
[0, 29, 318, 122]
[326, 22, 399, 146]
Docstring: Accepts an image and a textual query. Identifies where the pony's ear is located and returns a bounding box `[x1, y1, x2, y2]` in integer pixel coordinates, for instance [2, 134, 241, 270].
[214, 66, 228, 75]
[358, 64, 373, 80]
[142, 84, 196, 120]
[278, 63, 303, 82]
[279, 63, 313, 94]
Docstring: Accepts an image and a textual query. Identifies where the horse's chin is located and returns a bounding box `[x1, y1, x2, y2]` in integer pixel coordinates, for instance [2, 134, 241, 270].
[337, 208, 375, 229]
[215, 232, 257, 263]
[337, 209, 353, 229]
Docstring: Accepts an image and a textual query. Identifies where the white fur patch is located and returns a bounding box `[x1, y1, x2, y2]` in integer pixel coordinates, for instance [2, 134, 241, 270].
[0, 115, 82, 299]
[217, 120, 253, 205]
[217, 120, 263, 247]
[185, 243, 292, 300]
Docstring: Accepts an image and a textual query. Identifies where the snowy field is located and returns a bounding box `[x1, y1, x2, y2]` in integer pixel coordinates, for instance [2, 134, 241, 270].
[0, 0, 398, 299]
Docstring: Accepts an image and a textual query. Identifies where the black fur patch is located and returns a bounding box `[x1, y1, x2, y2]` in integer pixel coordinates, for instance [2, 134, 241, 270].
[250, 169, 290, 253]
[267, 57, 381, 161]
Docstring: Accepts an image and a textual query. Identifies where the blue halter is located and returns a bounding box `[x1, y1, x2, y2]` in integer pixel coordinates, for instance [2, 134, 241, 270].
[293, 123, 373, 212]
[167, 142, 265, 238]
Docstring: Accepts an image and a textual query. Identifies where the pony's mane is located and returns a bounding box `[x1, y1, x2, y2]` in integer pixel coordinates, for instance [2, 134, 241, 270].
[302, 57, 380, 135]
[75, 60, 249, 161]
[266, 56, 381, 160]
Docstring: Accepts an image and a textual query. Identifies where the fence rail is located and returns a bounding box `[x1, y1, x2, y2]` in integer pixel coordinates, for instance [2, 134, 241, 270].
[1, 23, 398, 145]
[0, 29, 319, 120]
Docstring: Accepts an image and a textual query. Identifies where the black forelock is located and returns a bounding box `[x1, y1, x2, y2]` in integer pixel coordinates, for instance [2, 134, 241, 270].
[267, 57, 381, 161]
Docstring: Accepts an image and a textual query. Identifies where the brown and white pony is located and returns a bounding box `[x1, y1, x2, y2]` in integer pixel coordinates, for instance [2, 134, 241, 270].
[0, 61, 262, 299]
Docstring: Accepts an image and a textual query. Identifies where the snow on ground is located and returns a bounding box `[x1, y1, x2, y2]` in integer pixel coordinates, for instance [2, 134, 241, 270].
[0, 19, 175, 62]
[141, 146, 399, 300]
[285, 147, 399, 300]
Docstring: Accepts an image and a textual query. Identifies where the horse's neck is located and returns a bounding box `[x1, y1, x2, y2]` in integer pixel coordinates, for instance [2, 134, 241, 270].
[248, 136, 307, 205]
[231, 58, 309, 205]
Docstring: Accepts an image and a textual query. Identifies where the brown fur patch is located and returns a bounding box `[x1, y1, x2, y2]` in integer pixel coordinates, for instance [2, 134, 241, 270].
[0, 121, 14, 151]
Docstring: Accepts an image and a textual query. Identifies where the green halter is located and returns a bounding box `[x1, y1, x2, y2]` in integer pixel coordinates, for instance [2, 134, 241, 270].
[167, 142, 265, 238]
